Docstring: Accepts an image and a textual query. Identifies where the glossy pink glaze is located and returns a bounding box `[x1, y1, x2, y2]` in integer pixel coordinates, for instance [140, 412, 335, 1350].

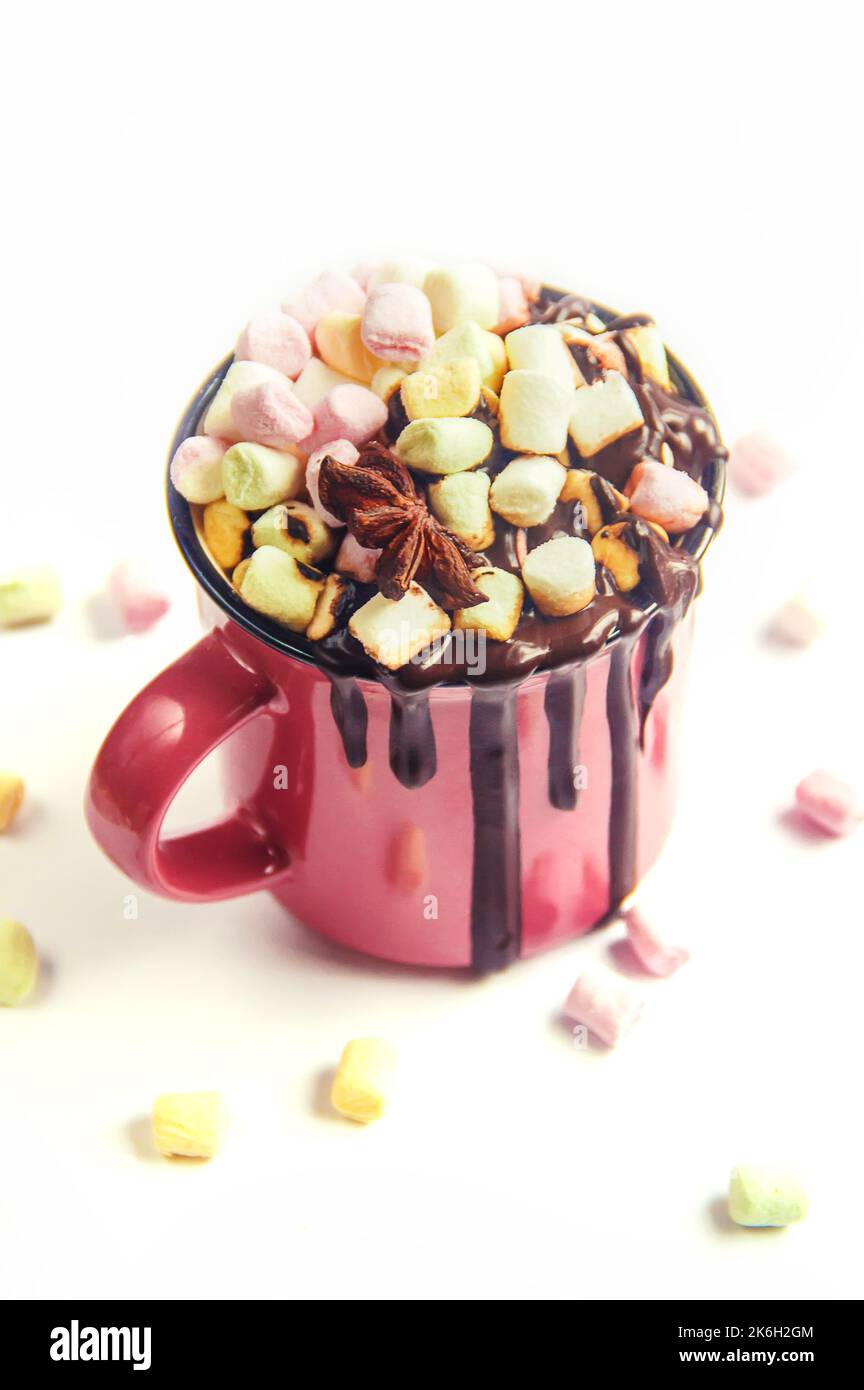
[86, 584, 692, 969]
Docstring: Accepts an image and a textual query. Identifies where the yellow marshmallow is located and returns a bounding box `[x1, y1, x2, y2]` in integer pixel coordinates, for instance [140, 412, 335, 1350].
[152, 1091, 227, 1159]
[315, 312, 387, 383]
[331, 1037, 397, 1123]
[0, 772, 25, 832]
[0, 919, 38, 1006]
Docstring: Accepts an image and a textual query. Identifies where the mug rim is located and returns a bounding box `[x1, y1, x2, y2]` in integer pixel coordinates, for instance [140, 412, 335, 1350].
[166, 294, 726, 683]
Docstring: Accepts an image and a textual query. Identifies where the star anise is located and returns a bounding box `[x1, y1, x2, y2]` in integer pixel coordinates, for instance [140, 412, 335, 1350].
[317, 442, 486, 609]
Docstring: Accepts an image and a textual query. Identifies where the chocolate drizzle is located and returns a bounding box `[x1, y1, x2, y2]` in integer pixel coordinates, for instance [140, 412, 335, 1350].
[606, 637, 640, 911]
[326, 673, 368, 769]
[544, 666, 587, 811]
[387, 687, 437, 789]
[469, 686, 522, 970]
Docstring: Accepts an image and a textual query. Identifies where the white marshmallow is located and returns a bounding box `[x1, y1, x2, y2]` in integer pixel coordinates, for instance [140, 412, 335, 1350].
[504, 324, 578, 387]
[370, 257, 436, 290]
[349, 582, 451, 670]
[453, 567, 524, 643]
[424, 263, 500, 333]
[490, 455, 567, 528]
[427, 472, 494, 550]
[568, 372, 644, 458]
[521, 535, 596, 617]
[499, 370, 575, 454]
[291, 357, 355, 410]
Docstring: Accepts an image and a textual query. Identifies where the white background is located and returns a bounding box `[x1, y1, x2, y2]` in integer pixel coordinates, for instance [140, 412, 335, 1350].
[2, 0, 862, 1301]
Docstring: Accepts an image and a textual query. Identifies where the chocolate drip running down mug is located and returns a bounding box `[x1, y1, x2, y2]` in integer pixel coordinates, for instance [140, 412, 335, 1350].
[86, 290, 725, 971]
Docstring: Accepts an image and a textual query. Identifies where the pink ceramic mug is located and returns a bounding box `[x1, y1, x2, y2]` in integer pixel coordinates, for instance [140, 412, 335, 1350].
[85, 322, 724, 971]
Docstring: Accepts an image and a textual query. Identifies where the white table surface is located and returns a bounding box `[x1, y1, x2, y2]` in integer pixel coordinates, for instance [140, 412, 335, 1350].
[2, 0, 862, 1301]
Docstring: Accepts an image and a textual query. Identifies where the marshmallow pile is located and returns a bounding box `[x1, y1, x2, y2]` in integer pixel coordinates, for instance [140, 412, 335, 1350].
[170, 259, 713, 671]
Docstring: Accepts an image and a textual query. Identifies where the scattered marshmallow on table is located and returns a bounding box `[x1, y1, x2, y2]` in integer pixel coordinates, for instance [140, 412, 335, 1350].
[769, 587, 826, 646]
[230, 377, 314, 449]
[331, 1037, 398, 1123]
[107, 559, 171, 634]
[335, 531, 381, 583]
[424, 262, 500, 333]
[281, 269, 366, 339]
[235, 313, 311, 379]
[305, 383, 388, 453]
[622, 907, 690, 977]
[728, 1165, 808, 1227]
[625, 459, 709, 533]
[361, 282, 435, 363]
[222, 442, 305, 511]
[0, 772, 25, 833]
[169, 435, 228, 504]
[306, 439, 358, 526]
[0, 918, 38, 1006]
[728, 429, 796, 497]
[152, 1091, 228, 1160]
[564, 964, 644, 1046]
[795, 770, 862, 836]
[0, 566, 62, 627]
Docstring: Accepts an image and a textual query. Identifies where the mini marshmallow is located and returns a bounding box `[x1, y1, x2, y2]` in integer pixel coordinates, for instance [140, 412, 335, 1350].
[423, 321, 507, 391]
[490, 455, 567, 528]
[307, 573, 352, 641]
[370, 257, 435, 290]
[625, 460, 708, 534]
[795, 770, 863, 837]
[499, 370, 574, 455]
[331, 1037, 398, 1123]
[401, 358, 482, 420]
[564, 964, 644, 1046]
[0, 918, 38, 1006]
[315, 312, 384, 383]
[428, 471, 494, 550]
[453, 566, 524, 643]
[522, 536, 596, 617]
[152, 1092, 227, 1160]
[251, 501, 336, 566]
[505, 324, 578, 387]
[622, 907, 690, 977]
[281, 269, 366, 338]
[728, 1165, 808, 1227]
[222, 442, 305, 511]
[769, 586, 826, 647]
[202, 499, 251, 570]
[0, 566, 62, 627]
[239, 546, 323, 633]
[291, 357, 356, 409]
[361, 283, 435, 363]
[107, 559, 171, 634]
[306, 439, 358, 526]
[170, 435, 229, 505]
[394, 418, 494, 475]
[349, 582, 451, 670]
[494, 275, 531, 334]
[728, 429, 797, 497]
[568, 372, 644, 458]
[203, 361, 291, 441]
[0, 772, 25, 833]
[235, 313, 311, 379]
[230, 378, 314, 450]
[371, 365, 410, 400]
[625, 323, 670, 389]
[424, 263, 500, 333]
[336, 531, 382, 583]
[305, 383, 388, 453]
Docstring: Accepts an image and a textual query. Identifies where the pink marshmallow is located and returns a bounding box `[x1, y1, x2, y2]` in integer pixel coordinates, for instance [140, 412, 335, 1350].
[169, 435, 229, 504]
[622, 908, 690, 977]
[108, 559, 171, 634]
[306, 439, 358, 527]
[769, 593, 826, 647]
[795, 770, 863, 837]
[235, 314, 311, 380]
[728, 430, 797, 497]
[494, 275, 531, 334]
[564, 965, 644, 1047]
[351, 262, 378, 293]
[336, 532, 381, 583]
[281, 270, 366, 339]
[304, 383, 388, 454]
[625, 460, 709, 534]
[230, 379, 314, 450]
[361, 283, 435, 363]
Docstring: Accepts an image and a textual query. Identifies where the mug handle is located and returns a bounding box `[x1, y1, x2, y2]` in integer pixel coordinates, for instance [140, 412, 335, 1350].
[85, 629, 292, 901]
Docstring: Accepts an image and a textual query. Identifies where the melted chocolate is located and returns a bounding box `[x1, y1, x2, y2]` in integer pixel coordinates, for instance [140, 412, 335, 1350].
[606, 637, 640, 910]
[544, 666, 587, 811]
[386, 687, 437, 789]
[326, 674, 368, 769]
[469, 687, 522, 970]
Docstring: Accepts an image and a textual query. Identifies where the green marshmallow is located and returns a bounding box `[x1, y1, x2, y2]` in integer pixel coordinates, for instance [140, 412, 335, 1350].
[239, 545, 322, 633]
[0, 919, 38, 1006]
[0, 567, 62, 627]
[728, 1165, 808, 1227]
[222, 443, 305, 511]
[394, 418, 493, 476]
